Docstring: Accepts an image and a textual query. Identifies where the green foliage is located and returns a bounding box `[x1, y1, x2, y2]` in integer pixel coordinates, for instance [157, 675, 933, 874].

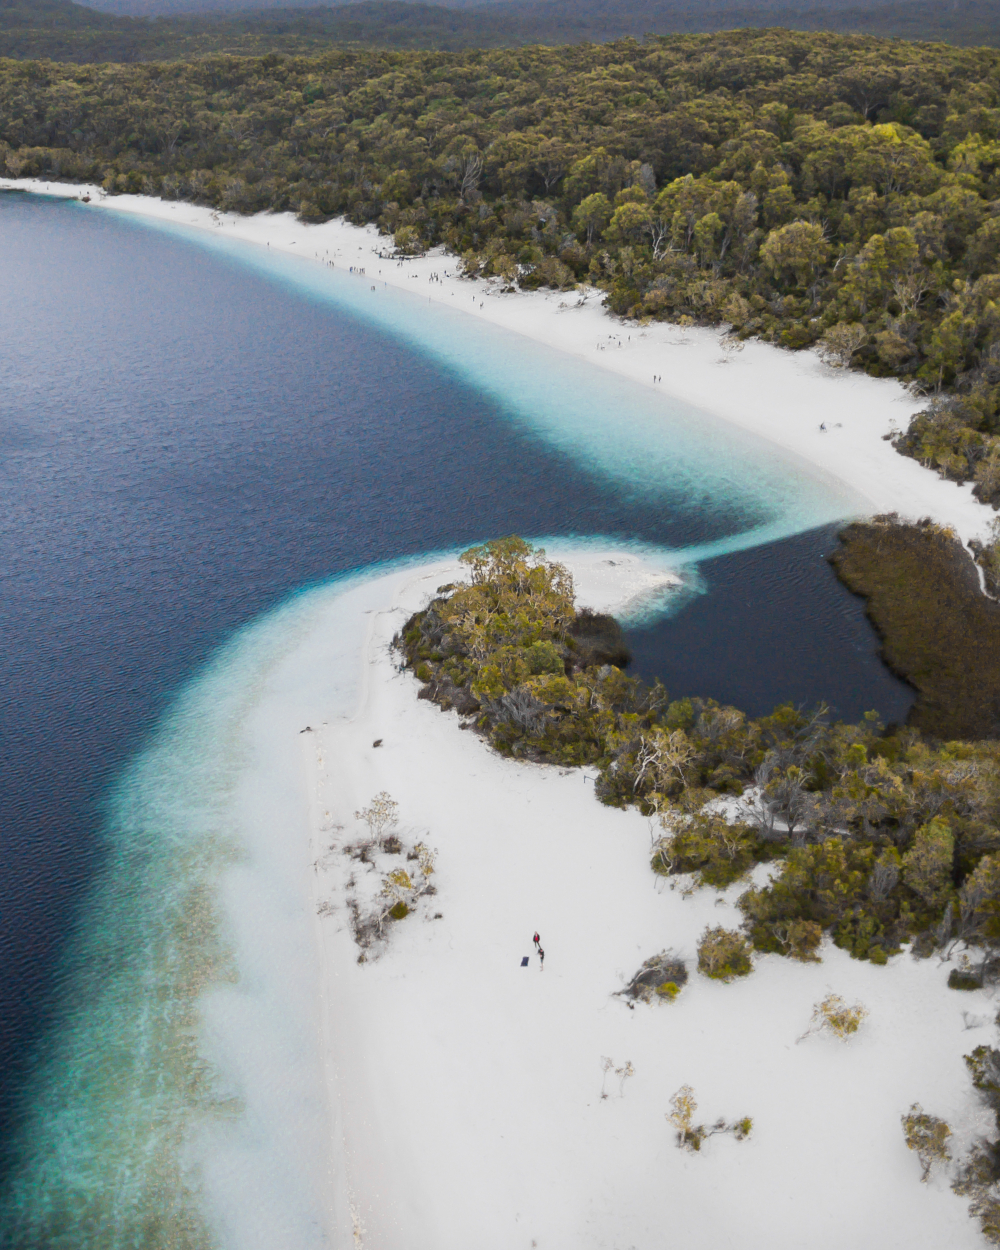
[387, 901, 409, 920]
[9, 0, 1000, 69]
[653, 811, 760, 888]
[741, 837, 876, 949]
[525, 639, 565, 675]
[771, 918, 824, 961]
[953, 1047, 1000, 1241]
[902, 816, 955, 910]
[801, 992, 869, 1040]
[399, 538, 1000, 971]
[902, 1103, 952, 1180]
[697, 926, 753, 981]
[832, 515, 1000, 740]
[667, 1084, 753, 1152]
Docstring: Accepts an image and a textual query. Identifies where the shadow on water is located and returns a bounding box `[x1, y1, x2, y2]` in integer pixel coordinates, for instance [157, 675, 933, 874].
[625, 525, 914, 725]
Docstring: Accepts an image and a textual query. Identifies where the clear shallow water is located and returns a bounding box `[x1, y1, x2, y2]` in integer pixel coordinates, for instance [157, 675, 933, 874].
[0, 191, 913, 1244]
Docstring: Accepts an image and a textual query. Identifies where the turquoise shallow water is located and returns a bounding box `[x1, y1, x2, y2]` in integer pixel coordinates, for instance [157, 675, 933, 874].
[136, 211, 860, 540]
[0, 192, 910, 1246]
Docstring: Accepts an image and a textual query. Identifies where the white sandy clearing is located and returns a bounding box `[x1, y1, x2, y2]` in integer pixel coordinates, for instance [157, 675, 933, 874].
[217, 550, 995, 1250]
[4, 176, 996, 549]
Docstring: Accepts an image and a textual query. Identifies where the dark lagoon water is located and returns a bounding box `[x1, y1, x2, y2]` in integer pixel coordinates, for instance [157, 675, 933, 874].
[0, 190, 912, 1243]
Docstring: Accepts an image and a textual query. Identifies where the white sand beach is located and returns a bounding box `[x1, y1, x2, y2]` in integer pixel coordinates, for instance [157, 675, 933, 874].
[3, 176, 996, 549]
[218, 550, 989, 1250]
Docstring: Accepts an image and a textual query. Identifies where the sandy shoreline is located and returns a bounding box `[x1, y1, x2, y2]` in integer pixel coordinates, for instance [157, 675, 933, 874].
[4, 175, 996, 548]
[266, 551, 986, 1249]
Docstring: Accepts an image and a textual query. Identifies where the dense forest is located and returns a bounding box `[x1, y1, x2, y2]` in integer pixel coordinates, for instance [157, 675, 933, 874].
[5, 0, 1000, 65]
[4, 31, 1000, 501]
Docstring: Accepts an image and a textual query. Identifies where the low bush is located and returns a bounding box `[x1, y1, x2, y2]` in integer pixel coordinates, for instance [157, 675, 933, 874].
[697, 927, 753, 981]
[952, 1047, 1000, 1242]
[667, 1084, 752, 1152]
[620, 950, 688, 1002]
[653, 811, 760, 889]
[901, 1104, 952, 1181]
[799, 993, 869, 1042]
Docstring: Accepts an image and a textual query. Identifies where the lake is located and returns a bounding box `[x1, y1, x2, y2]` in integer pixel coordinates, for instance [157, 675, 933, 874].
[0, 189, 911, 1243]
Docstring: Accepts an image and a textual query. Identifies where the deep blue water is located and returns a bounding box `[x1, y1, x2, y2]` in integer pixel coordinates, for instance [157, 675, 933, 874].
[0, 191, 911, 1215]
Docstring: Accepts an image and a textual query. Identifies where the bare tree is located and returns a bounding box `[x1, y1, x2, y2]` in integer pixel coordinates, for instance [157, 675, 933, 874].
[354, 791, 399, 840]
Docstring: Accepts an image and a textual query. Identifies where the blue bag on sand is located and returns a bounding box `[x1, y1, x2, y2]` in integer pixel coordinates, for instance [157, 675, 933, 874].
[520, 956, 529, 967]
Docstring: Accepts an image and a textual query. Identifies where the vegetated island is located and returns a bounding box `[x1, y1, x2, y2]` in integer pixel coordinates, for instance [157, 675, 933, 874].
[397, 535, 1000, 1240]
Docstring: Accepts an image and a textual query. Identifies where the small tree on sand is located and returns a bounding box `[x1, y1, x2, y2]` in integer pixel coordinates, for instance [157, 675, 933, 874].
[354, 791, 399, 840]
[667, 1085, 753, 1152]
[901, 1104, 952, 1181]
[697, 926, 753, 981]
[599, 1056, 635, 1099]
[798, 993, 869, 1042]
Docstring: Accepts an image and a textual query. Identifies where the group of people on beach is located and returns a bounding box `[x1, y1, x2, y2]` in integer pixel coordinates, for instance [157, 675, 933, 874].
[533, 931, 545, 968]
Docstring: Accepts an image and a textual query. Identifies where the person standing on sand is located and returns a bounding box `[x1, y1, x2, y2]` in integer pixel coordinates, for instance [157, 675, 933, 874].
[538, 946, 545, 969]
[533, 931, 540, 950]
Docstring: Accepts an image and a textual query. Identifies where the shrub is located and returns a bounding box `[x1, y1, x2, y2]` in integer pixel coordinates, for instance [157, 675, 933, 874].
[621, 951, 688, 1002]
[902, 1104, 952, 1181]
[697, 927, 753, 981]
[354, 791, 400, 839]
[818, 321, 868, 367]
[799, 993, 869, 1042]
[388, 901, 409, 920]
[902, 817, 955, 911]
[769, 919, 824, 962]
[949, 969, 984, 990]
[667, 1084, 753, 1152]
[525, 638, 564, 675]
[953, 1047, 1000, 1242]
[653, 813, 759, 889]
